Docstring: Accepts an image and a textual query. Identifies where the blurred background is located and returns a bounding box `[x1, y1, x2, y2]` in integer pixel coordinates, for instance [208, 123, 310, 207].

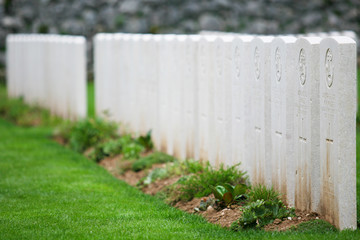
[0, 0, 359, 80]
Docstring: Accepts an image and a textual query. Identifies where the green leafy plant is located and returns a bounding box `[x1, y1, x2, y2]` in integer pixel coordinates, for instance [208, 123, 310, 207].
[165, 159, 205, 176]
[89, 138, 123, 162]
[63, 118, 118, 152]
[172, 163, 247, 202]
[248, 184, 280, 202]
[116, 134, 144, 160]
[136, 130, 154, 151]
[140, 168, 168, 186]
[211, 183, 248, 206]
[231, 187, 295, 231]
[132, 152, 175, 172]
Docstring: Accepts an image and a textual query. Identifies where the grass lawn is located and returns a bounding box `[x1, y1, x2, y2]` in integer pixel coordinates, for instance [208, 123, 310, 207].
[0, 120, 359, 239]
[87, 81, 95, 118]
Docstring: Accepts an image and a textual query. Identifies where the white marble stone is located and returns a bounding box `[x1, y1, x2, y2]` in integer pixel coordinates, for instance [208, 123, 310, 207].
[172, 35, 187, 159]
[293, 37, 321, 212]
[271, 36, 297, 206]
[119, 34, 132, 131]
[151, 34, 162, 150]
[213, 36, 234, 167]
[163, 34, 176, 155]
[248, 36, 274, 187]
[183, 35, 200, 159]
[129, 34, 142, 134]
[157, 35, 172, 153]
[197, 35, 217, 165]
[231, 35, 253, 174]
[319, 37, 357, 230]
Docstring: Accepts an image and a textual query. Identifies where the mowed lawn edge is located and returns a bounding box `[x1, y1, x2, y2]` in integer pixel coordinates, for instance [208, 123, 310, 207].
[0, 119, 359, 239]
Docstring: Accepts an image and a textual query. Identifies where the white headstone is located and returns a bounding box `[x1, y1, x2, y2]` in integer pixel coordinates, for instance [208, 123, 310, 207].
[248, 36, 273, 186]
[172, 35, 187, 159]
[271, 36, 297, 206]
[163, 34, 176, 155]
[151, 34, 162, 150]
[213, 36, 234, 167]
[231, 35, 253, 174]
[184, 35, 200, 159]
[197, 35, 217, 165]
[319, 37, 357, 230]
[293, 37, 321, 212]
[157, 35, 172, 152]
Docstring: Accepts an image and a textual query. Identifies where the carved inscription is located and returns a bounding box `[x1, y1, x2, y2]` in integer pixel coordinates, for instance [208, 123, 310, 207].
[325, 49, 334, 88]
[299, 49, 306, 85]
[254, 47, 260, 80]
[235, 46, 241, 79]
[275, 47, 281, 82]
[298, 90, 308, 142]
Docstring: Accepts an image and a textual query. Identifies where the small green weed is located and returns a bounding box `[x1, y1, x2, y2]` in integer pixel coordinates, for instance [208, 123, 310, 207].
[132, 152, 175, 172]
[165, 159, 205, 176]
[248, 185, 280, 202]
[57, 118, 118, 152]
[140, 168, 168, 186]
[119, 134, 145, 160]
[136, 130, 154, 151]
[173, 163, 247, 202]
[89, 138, 123, 162]
[231, 199, 295, 230]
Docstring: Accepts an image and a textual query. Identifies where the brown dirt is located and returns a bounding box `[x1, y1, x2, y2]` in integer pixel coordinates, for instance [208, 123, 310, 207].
[99, 156, 168, 187]
[175, 195, 242, 228]
[99, 155, 145, 186]
[263, 210, 321, 231]
[53, 136, 66, 145]
[142, 175, 181, 195]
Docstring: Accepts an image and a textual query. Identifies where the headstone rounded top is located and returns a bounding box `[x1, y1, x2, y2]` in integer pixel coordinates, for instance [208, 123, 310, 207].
[189, 35, 201, 41]
[203, 35, 218, 42]
[219, 35, 235, 42]
[274, 35, 297, 44]
[73, 36, 86, 45]
[142, 34, 152, 41]
[176, 34, 188, 41]
[122, 34, 131, 41]
[296, 36, 321, 45]
[152, 34, 162, 41]
[131, 34, 141, 41]
[236, 35, 254, 42]
[325, 36, 356, 44]
[163, 34, 176, 41]
[253, 36, 274, 44]
[114, 33, 124, 40]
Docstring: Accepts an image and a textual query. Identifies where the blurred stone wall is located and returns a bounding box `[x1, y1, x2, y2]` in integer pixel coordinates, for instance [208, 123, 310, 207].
[0, 0, 359, 75]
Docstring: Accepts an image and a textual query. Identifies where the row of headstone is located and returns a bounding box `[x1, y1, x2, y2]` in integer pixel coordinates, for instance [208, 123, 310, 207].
[94, 33, 357, 230]
[6, 34, 87, 120]
[199, 30, 358, 43]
